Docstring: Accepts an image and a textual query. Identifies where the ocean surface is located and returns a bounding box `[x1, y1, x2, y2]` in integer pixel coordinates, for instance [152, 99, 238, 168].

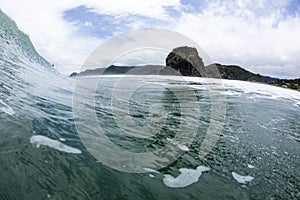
[1, 11, 300, 200]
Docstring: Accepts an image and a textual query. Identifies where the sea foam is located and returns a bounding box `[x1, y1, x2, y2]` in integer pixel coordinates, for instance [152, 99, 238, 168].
[30, 135, 81, 154]
[166, 138, 190, 151]
[163, 166, 210, 188]
[232, 172, 254, 184]
[223, 79, 300, 103]
[247, 164, 255, 169]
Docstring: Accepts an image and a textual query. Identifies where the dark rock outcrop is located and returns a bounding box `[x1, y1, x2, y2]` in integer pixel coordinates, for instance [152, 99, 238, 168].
[69, 72, 78, 77]
[165, 46, 204, 77]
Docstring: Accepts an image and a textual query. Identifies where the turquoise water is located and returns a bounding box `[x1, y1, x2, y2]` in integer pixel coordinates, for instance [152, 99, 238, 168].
[0, 10, 300, 199]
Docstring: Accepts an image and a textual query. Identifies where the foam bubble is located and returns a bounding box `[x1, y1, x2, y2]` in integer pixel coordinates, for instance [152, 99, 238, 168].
[177, 144, 190, 151]
[30, 135, 81, 154]
[163, 166, 210, 188]
[149, 174, 155, 178]
[232, 172, 254, 184]
[247, 164, 255, 169]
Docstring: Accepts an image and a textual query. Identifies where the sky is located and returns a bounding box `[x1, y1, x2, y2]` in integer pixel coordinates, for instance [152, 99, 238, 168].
[0, 0, 299, 78]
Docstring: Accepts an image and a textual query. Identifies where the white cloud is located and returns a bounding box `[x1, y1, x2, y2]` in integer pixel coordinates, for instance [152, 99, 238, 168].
[0, 0, 299, 78]
[79, 0, 182, 20]
[0, 0, 181, 74]
[84, 21, 93, 27]
[0, 0, 104, 74]
[113, 49, 169, 66]
[173, 0, 300, 78]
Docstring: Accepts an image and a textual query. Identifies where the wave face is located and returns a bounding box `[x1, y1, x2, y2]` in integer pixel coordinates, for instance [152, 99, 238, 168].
[0, 10, 80, 200]
[0, 10, 300, 200]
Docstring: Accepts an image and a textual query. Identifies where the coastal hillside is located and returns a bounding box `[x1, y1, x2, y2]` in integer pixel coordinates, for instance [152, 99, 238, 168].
[70, 46, 299, 91]
[207, 63, 264, 82]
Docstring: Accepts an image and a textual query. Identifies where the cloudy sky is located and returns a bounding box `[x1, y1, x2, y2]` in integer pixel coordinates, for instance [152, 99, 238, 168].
[0, 0, 299, 78]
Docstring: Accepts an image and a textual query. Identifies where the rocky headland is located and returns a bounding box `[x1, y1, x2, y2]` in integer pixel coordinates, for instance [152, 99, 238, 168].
[70, 46, 299, 91]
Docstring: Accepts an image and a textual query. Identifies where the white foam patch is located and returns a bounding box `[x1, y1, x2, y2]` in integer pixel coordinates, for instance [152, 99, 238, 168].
[30, 135, 81, 154]
[247, 164, 255, 169]
[163, 166, 210, 188]
[188, 85, 209, 90]
[0, 99, 15, 115]
[149, 174, 155, 178]
[177, 144, 190, 151]
[232, 172, 254, 184]
[166, 138, 190, 151]
[221, 91, 242, 96]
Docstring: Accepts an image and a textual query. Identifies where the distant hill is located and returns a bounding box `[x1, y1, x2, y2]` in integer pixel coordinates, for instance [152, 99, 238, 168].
[70, 46, 299, 91]
[70, 66, 133, 77]
[261, 76, 279, 83]
[70, 65, 181, 77]
[206, 63, 264, 82]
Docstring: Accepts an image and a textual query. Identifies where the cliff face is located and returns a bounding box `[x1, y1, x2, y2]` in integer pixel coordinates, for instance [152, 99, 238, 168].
[166, 47, 264, 81]
[165, 46, 204, 77]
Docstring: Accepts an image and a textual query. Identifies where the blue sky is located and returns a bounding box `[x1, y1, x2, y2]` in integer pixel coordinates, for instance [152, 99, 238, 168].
[286, 0, 300, 16]
[63, 5, 170, 38]
[61, 1, 209, 38]
[62, 0, 300, 39]
[0, 0, 300, 78]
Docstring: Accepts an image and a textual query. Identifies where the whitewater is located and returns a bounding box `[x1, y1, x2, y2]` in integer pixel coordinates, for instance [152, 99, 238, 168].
[0, 10, 299, 199]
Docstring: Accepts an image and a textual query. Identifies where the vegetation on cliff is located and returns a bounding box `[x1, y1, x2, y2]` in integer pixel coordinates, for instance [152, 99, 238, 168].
[271, 79, 300, 90]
